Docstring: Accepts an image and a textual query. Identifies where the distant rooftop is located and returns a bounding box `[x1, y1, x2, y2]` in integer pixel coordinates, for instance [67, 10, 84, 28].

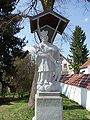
[80, 58, 90, 69]
[60, 74, 90, 90]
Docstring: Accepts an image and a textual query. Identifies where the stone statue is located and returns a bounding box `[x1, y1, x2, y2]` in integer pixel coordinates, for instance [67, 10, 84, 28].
[31, 30, 61, 92]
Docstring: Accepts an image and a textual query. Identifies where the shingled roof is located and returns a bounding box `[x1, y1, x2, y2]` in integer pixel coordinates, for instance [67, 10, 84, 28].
[80, 58, 90, 69]
[60, 74, 90, 90]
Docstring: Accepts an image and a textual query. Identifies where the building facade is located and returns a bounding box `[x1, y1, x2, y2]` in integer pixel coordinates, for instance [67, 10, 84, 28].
[60, 54, 74, 75]
[80, 58, 90, 74]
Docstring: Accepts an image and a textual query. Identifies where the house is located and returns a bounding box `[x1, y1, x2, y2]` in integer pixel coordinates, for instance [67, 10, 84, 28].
[80, 58, 90, 74]
[60, 54, 74, 75]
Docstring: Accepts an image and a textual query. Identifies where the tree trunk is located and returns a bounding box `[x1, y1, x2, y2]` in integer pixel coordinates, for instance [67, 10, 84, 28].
[28, 66, 38, 109]
[40, 0, 55, 11]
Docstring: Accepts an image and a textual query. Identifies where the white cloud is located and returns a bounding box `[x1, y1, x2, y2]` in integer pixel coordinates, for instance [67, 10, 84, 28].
[23, 46, 31, 51]
[23, 46, 36, 54]
[84, 18, 88, 22]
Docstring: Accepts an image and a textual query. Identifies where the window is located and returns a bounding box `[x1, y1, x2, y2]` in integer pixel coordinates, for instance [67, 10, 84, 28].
[64, 64, 67, 69]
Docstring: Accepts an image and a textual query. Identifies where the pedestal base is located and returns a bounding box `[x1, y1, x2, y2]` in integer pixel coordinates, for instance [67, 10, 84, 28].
[32, 92, 63, 120]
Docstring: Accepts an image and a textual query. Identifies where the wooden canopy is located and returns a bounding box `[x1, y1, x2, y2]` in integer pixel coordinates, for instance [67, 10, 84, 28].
[30, 10, 69, 43]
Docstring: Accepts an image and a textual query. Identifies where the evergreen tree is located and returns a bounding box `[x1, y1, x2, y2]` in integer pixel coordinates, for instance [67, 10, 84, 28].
[69, 26, 89, 73]
[0, 0, 26, 93]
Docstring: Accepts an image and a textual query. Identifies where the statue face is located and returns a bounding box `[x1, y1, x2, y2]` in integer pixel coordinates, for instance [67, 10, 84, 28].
[40, 30, 48, 42]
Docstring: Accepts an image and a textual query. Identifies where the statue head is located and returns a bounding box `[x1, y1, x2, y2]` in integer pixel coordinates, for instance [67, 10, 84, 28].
[40, 30, 48, 42]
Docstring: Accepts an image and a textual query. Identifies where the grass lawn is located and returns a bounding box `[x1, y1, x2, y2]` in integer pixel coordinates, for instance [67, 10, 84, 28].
[0, 95, 90, 120]
[63, 95, 90, 120]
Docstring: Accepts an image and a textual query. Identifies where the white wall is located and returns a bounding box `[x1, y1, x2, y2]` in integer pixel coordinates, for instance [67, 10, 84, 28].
[80, 68, 88, 74]
[59, 83, 90, 111]
[88, 65, 90, 74]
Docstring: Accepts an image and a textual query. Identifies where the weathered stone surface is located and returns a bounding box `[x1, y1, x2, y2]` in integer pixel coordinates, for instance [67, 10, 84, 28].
[38, 92, 60, 96]
[32, 92, 63, 120]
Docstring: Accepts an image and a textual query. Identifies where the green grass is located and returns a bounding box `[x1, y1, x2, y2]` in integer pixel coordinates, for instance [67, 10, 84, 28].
[62, 95, 90, 120]
[0, 97, 34, 120]
[0, 95, 90, 120]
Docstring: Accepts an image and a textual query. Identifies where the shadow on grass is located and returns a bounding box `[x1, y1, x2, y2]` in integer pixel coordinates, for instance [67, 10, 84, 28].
[0, 95, 29, 106]
[63, 105, 84, 110]
[62, 94, 85, 111]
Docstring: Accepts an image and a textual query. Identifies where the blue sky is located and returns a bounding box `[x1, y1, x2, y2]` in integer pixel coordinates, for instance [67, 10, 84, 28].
[15, 0, 90, 58]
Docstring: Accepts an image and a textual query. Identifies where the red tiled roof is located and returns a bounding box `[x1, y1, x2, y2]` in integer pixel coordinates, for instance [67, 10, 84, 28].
[60, 74, 90, 90]
[80, 58, 90, 69]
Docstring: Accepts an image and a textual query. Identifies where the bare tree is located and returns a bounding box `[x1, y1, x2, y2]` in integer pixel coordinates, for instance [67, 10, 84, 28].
[0, 0, 90, 109]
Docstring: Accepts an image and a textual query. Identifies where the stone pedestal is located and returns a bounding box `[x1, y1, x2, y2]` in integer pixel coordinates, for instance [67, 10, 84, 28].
[32, 92, 63, 120]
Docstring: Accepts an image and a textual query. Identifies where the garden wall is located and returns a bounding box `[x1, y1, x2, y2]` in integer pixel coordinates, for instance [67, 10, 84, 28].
[59, 82, 90, 111]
